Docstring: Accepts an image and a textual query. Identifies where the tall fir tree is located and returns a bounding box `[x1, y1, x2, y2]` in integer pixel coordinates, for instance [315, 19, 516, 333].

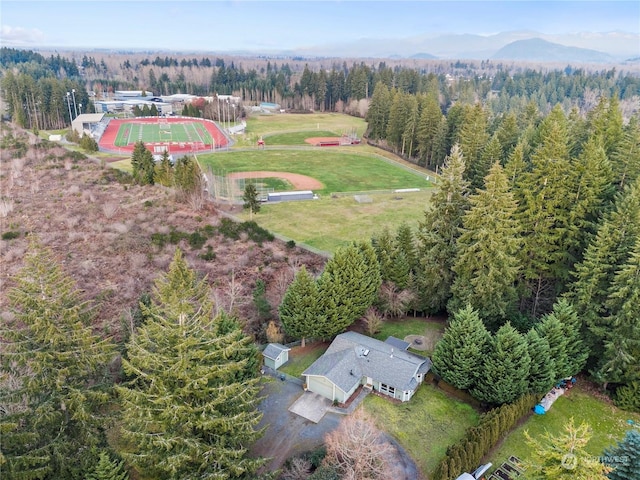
[416, 144, 470, 313]
[449, 161, 522, 329]
[116, 249, 265, 479]
[594, 238, 640, 389]
[1, 240, 114, 480]
[471, 322, 531, 405]
[610, 116, 640, 191]
[459, 103, 490, 191]
[416, 93, 444, 167]
[567, 179, 640, 368]
[526, 329, 556, 394]
[432, 305, 490, 391]
[279, 265, 323, 348]
[86, 452, 130, 480]
[154, 149, 174, 186]
[365, 82, 391, 140]
[515, 105, 576, 317]
[316, 241, 381, 339]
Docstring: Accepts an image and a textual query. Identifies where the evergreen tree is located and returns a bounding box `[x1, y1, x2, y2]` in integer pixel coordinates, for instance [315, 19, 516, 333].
[416, 93, 444, 167]
[154, 149, 173, 186]
[595, 238, 640, 388]
[526, 329, 556, 394]
[279, 266, 323, 348]
[459, 103, 490, 191]
[471, 322, 531, 405]
[494, 112, 520, 159]
[516, 105, 575, 317]
[416, 144, 470, 313]
[243, 183, 261, 218]
[117, 249, 265, 479]
[610, 117, 640, 190]
[366, 82, 391, 140]
[524, 418, 611, 479]
[131, 141, 155, 185]
[432, 305, 490, 391]
[503, 140, 529, 187]
[372, 226, 396, 284]
[1, 239, 114, 479]
[316, 242, 381, 338]
[536, 308, 570, 382]
[449, 161, 522, 329]
[567, 180, 640, 368]
[174, 155, 201, 194]
[604, 429, 640, 480]
[86, 452, 129, 480]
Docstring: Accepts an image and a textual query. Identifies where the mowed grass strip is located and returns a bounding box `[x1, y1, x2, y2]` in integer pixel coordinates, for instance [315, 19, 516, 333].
[265, 131, 338, 145]
[364, 384, 479, 478]
[488, 383, 640, 472]
[199, 150, 430, 194]
[235, 190, 433, 252]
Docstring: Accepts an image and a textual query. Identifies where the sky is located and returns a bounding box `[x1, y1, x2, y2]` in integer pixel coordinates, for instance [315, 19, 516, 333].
[1, 1, 639, 52]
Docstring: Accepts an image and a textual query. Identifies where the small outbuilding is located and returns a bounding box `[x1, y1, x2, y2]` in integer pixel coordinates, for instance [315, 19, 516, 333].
[262, 343, 291, 370]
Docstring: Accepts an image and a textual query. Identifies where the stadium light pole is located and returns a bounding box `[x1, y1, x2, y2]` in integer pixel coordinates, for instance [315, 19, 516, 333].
[66, 92, 73, 125]
[71, 89, 78, 118]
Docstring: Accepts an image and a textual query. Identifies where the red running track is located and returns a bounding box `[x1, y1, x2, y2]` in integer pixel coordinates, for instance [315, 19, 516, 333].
[99, 116, 229, 154]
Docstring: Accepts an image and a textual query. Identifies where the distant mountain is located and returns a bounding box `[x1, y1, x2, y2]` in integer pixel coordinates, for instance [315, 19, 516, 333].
[493, 38, 615, 63]
[410, 52, 438, 60]
[299, 30, 638, 62]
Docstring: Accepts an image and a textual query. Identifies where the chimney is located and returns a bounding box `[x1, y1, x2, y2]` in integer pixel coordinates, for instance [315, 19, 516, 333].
[390, 348, 394, 358]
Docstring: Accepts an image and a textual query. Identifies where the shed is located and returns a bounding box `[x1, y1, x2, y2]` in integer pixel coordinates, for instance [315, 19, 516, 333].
[262, 343, 291, 370]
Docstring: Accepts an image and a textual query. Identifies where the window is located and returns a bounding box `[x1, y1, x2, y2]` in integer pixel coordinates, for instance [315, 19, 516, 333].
[379, 383, 395, 397]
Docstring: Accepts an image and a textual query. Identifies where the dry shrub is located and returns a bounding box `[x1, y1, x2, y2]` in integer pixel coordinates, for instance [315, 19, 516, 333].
[281, 457, 312, 480]
[362, 307, 384, 335]
[11, 157, 25, 174]
[378, 282, 415, 319]
[64, 158, 73, 171]
[323, 409, 394, 480]
[102, 202, 119, 219]
[67, 185, 80, 195]
[128, 252, 148, 270]
[0, 197, 14, 217]
[3, 245, 26, 263]
[67, 231, 86, 243]
[66, 216, 81, 229]
[81, 190, 96, 203]
[264, 320, 284, 344]
[109, 222, 130, 234]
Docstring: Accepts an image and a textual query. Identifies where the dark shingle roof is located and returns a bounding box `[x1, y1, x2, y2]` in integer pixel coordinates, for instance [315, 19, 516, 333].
[303, 332, 431, 392]
[263, 343, 290, 360]
[385, 336, 411, 350]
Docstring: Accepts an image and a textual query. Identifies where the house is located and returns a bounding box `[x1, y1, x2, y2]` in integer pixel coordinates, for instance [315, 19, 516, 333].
[262, 343, 291, 370]
[302, 332, 431, 403]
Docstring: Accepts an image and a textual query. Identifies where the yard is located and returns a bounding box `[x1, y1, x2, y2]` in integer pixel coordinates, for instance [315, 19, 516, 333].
[365, 383, 480, 478]
[278, 342, 329, 379]
[372, 317, 445, 355]
[488, 382, 640, 474]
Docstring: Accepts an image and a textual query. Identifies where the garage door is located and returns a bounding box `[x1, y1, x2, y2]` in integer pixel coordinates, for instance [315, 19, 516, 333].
[307, 376, 334, 401]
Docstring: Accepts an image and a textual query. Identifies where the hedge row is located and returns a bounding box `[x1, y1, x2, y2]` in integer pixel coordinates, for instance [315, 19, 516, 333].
[432, 394, 538, 480]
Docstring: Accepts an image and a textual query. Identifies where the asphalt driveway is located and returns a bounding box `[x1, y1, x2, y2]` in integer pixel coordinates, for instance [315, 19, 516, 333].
[249, 378, 342, 472]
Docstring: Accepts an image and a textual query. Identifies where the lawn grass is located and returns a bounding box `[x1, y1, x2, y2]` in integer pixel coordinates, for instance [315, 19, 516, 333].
[199, 149, 430, 194]
[488, 383, 640, 473]
[265, 130, 338, 145]
[246, 113, 366, 138]
[372, 318, 445, 355]
[364, 384, 480, 478]
[278, 342, 328, 379]
[236, 190, 433, 252]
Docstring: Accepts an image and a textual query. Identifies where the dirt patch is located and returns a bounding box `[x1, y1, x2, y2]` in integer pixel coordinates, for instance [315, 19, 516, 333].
[304, 136, 342, 146]
[227, 171, 323, 190]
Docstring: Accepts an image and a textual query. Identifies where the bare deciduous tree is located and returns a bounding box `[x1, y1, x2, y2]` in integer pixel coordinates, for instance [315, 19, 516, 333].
[362, 307, 384, 335]
[323, 409, 394, 480]
[281, 457, 312, 480]
[378, 282, 415, 318]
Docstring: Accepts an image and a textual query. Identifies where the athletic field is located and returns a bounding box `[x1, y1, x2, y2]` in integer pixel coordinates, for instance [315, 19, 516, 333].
[99, 117, 228, 154]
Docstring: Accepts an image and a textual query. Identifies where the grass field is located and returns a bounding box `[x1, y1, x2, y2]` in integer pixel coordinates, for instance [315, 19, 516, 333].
[264, 131, 338, 145]
[365, 384, 480, 478]
[278, 343, 328, 379]
[488, 383, 640, 474]
[199, 150, 430, 194]
[238, 190, 433, 251]
[114, 121, 213, 146]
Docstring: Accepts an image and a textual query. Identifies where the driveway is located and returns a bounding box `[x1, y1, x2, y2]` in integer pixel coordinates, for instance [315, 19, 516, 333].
[249, 378, 341, 472]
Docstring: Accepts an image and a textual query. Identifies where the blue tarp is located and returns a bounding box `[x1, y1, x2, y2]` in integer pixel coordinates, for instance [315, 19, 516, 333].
[534, 404, 546, 415]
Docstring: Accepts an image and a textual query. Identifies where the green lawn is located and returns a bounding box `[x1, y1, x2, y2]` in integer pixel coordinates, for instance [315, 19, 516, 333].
[278, 342, 328, 379]
[364, 384, 480, 478]
[264, 131, 338, 145]
[237, 190, 433, 252]
[488, 383, 640, 473]
[373, 318, 445, 355]
[199, 149, 430, 194]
